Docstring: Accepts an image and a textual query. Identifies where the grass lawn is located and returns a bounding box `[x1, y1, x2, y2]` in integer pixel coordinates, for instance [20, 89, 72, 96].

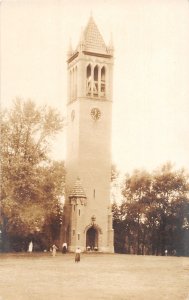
[0, 252, 189, 300]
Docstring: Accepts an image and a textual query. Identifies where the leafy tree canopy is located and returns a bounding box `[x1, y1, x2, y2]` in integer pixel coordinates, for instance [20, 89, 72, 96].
[1, 99, 65, 245]
[113, 163, 189, 256]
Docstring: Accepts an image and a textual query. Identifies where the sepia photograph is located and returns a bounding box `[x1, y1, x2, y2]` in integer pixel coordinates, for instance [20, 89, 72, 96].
[1, 0, 189, 299]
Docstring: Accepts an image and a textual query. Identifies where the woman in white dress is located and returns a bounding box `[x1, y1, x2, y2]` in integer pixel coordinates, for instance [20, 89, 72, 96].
[28, 241, 33, 253]
[52, 244, 58, 257]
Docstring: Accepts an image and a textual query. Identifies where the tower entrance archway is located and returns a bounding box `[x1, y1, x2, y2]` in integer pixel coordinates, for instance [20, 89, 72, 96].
[86, 226, 98, 250]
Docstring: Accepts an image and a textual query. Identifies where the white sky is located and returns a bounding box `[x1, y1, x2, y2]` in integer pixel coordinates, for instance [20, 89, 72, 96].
[1, 0, 189, 174]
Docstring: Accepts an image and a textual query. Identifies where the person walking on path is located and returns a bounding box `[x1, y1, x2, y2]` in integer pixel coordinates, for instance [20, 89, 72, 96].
[52, 244, 58, 257]
[75, 247, 81, 263]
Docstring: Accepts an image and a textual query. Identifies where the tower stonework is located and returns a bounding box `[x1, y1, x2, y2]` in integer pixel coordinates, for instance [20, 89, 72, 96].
[62, 16, 114, 253]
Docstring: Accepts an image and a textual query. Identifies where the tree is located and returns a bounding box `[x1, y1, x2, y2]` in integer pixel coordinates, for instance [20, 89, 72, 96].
[111, 164, 120, 182]
[112, 202, 126, 253]
[115, 164, 189, 256]
[0, 99, 65, 250]
[121, 170, 152, 254]
[151, 163, 189, 255]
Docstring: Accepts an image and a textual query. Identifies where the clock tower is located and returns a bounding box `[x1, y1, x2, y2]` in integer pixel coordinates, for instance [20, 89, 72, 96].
[61, 16, 114, 253]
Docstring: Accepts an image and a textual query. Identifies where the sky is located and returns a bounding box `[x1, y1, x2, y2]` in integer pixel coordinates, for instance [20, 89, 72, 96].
[1, 0, 189, 174]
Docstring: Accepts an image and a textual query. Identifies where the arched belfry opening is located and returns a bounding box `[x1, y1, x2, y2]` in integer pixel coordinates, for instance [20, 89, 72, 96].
[93, 65, 99, 97]
[86, 64, 92, 96]
[86, 226, 98, 250]
[101, 66, 106, 97]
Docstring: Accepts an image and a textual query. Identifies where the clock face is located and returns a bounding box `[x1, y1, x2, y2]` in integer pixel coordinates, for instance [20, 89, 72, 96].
[71, 110, 75, 121]
[91, 108, 101, 120]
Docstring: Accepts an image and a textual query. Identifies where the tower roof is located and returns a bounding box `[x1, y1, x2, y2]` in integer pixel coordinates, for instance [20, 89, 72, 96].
[69, 178, 87, 199]
[81, 16, 108, 54]
[68, 15, 113, 63]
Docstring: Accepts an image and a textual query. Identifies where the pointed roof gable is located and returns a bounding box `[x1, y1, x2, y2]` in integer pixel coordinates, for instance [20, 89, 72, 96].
[68, 16, 113, 63]
[69, 178, 87, 199]
[82, 16, 107, 54]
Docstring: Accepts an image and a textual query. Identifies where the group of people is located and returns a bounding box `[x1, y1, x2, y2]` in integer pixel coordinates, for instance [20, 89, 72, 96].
[52, 243, 81, 262]
[27, 241, 81, 262]
[165, 249, 177, 256]
[51, 242, 68, 257]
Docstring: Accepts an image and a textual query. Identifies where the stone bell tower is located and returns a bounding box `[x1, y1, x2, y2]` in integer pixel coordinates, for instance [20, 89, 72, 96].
[61, 15, 114, 252]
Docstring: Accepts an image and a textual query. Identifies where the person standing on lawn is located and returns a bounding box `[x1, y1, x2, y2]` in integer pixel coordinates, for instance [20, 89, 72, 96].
[75, 247, 81, 262]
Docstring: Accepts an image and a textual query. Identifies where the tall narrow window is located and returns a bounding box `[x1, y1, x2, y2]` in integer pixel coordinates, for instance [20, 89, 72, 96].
[101, 66, 106, 97]
[69, 70, 72, 102]
[93, 65, 99, 97]
[74, 66, 77, 99]
[70, 69, 73, 101]
[73, 68, 75, 100]
[86, 65, 92, 96]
